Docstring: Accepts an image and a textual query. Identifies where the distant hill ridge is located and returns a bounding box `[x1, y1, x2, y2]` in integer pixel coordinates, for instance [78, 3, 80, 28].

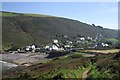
[0, 11, 57, 17]
[1, 11, 118, 50]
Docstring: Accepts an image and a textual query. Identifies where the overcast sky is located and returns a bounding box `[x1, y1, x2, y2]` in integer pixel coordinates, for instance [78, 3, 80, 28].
[2, 2, 118, 29]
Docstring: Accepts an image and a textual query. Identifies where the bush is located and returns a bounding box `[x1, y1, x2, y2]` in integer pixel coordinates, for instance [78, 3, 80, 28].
[70, 54, 83, 58]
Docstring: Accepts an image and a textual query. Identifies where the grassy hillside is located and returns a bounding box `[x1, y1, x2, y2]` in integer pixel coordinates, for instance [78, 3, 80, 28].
[2, 11, 118, 50]
[0, 11, 55, 17]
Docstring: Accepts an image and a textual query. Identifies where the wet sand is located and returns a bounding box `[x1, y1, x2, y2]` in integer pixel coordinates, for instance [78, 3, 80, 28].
[1, 52, 49, 66]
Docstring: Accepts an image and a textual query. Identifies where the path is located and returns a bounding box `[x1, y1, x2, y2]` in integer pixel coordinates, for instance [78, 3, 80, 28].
[82, 69, 90, 80]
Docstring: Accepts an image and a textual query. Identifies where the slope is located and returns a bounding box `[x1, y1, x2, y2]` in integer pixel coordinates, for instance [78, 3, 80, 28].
[1, 11, 118, 50]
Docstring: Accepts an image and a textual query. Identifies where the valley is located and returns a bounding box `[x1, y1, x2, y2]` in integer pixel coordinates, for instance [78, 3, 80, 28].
[1, 11, 120, 79]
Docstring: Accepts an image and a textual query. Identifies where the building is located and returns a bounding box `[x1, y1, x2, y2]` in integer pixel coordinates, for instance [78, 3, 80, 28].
[25, 45, 36, 52]
[94, 43, 109, 48]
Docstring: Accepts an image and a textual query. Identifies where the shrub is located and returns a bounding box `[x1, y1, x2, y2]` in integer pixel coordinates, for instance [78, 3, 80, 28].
[70, 54, 83, 58]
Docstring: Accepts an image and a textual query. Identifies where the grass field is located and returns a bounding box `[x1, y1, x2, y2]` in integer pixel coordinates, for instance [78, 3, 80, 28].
[84, 49, 120, 54]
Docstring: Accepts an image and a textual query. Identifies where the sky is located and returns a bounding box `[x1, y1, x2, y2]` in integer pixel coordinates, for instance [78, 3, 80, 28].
[2, 2, 118, 29]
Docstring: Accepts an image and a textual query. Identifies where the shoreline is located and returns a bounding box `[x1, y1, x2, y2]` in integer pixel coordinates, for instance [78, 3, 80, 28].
[0, 60, 18, 71]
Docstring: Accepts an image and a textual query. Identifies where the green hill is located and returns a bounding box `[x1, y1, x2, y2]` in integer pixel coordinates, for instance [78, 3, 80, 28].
[1, 11, 118, 50]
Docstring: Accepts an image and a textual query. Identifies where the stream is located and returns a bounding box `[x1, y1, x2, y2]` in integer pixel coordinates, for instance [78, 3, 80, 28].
[0, 60, 18, 71]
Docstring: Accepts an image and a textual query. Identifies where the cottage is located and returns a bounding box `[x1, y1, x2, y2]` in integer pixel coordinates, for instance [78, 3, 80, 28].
[66, 40, 73, 44]
[51, 43, 59, 50]
[76, 40, 81, 43]
[101, 43, 109, 47]
[25, 45, 36, 52]
[87, 37, 93, 40]
[63, 35, 67, 38]
[31, 45, 35, 50]
[94, 43, 109, 48]
[45, 43, 64, 52]
[26, 46, 31, 51]
[80, 37, 85, 41]
[52, 39, 58, 44]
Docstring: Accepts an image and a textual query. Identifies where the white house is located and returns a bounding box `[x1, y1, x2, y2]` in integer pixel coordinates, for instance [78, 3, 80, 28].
[26, 46, 31, 51]
[66, 40, 73, 44]
[87, 37, 93, 40]
[80, 37, 85, 41]
[52, 39, 58, 44]
[51, 44, 59, 50]
[25, 45, 36, 52]
[64, 45, 70, 48]
[45, 43, 64, 51]
[101, 43, 109, 47]
[94, 43, 109, 48]
[31, 45, 35, 50]
[63, 35, 67, 38]
[76, 40, 81, 43]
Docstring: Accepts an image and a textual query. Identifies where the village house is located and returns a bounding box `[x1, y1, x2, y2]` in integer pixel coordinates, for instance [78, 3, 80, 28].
[76, 40, 81, 43]
[66, 40, 73, 44]
[45, 39, 64, 52]
[94, 43, 109, 48]
[52, 39, 58, 44]
[87, 37, 93, 40]
[63, 35, 68, 38]
[80, 37, 85, 41]
[45, 43, 64, 52]
[25, 44, 36, 52]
